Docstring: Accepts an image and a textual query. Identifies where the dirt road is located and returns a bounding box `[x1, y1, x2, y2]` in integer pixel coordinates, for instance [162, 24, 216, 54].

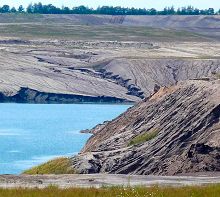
[0, 174, 220, 188]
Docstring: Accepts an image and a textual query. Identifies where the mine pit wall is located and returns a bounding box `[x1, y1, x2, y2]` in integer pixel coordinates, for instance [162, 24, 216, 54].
[36, 55, 220, 102]
[0, 88, 133, 104]
[70, 80, 220, 175]
[101, 59, 220, 98]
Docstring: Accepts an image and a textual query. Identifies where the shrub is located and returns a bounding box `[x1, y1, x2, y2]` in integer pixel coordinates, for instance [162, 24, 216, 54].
[128, 128, 159, 146]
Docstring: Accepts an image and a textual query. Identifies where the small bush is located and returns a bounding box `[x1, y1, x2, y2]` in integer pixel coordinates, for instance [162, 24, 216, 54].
[128, 128, 159, 146]
[23, 157, 75, 175]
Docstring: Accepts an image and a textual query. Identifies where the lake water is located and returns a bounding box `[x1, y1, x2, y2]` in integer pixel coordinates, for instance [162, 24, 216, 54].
[0, 104, 130, 174]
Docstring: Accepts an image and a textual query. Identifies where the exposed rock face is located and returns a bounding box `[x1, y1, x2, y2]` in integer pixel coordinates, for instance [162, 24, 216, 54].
[80, 121, 110, 134]
[0, 15, 220, 103]
[0, 46, 220, 103]
[71, 79, 220, 175]
[0, 88, 131, 104]
[101, 59, 220, 98]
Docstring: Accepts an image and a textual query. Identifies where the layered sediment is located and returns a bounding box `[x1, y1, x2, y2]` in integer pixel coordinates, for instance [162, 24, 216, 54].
[71, 79, 220, 175]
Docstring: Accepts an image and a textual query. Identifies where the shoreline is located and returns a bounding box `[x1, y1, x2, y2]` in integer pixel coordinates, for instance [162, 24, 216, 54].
[0, 102, 134, 105]
[0, 103, 131, 175]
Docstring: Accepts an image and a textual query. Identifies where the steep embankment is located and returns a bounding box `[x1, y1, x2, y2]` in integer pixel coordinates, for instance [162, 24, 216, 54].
[0, 45, 220, 103]
[0, 50, 140, 103]
[71, 79, 220, 175]
[101, 59, 220, 98]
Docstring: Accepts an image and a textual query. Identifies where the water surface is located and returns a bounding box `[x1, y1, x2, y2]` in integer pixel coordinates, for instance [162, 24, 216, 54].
[0, 104, 130, 174]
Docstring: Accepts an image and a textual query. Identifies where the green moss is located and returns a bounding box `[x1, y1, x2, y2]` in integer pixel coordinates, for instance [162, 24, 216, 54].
[23, 157, 75, 175]
[128, 128, 159, 146]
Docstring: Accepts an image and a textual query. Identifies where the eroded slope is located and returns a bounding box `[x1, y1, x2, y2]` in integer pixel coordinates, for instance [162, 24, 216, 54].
[0, 15, 220, 103]
[0, 39, 220, 103]
[71, 79, 220, 175]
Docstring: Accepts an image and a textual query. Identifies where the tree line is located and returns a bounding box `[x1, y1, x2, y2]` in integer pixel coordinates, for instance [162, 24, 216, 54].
[0, 3, 219, 15]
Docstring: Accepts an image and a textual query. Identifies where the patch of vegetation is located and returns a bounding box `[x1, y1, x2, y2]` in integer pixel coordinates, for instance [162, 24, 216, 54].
[215, 73, 220, 79]
[23, 157, 75, 175]
[0, 22, 205, 42]
[0, 184, 220, 197]
[128, 128, 159, 146]
[0, 3, 218, 15]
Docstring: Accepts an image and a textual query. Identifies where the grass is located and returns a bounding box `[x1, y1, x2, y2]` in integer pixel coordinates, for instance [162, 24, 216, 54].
[128, 128, 159, 146]
[215, 73, 220, 79]
[0, 20, 205, 42]
[0, 13, 44, 23]
[0, 184, 220, 197]
[23, 157, 75, 175]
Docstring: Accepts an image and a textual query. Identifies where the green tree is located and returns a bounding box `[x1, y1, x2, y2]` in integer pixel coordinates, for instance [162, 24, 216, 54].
[62, 6, 70, 14]
[1, 5, 10, 13]
[26, 3, 34, 13]
[0, 2, 217, 15]
[10, 7, 17, 13]
[33, 2, 43, 13]
[208, 8, 214, 15]
[18, 5, 24, 13]
[149, 8, 157, 15]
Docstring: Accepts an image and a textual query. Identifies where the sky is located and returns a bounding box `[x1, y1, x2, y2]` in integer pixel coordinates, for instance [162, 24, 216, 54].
[0, 0, 219, 10]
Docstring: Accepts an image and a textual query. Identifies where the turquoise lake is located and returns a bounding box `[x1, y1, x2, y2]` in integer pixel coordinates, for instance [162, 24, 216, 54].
[0, 104, 130, 174]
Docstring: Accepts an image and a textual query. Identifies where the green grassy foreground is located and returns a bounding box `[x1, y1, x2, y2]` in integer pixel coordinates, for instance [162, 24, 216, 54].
[23, 157, 75, 175]
[0, 184, 220, 197]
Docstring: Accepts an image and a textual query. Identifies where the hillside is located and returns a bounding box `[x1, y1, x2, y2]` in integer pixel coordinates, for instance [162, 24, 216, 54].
[71, 79, 220, 175]
[0, 15, 219, 103]
[0, 14, 219, 28]
[1, 14, 220, 176]
[0, 14, 220, 38]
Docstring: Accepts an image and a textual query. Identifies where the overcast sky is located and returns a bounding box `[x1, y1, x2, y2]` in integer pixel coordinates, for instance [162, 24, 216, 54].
[1, 0, 219, 10]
